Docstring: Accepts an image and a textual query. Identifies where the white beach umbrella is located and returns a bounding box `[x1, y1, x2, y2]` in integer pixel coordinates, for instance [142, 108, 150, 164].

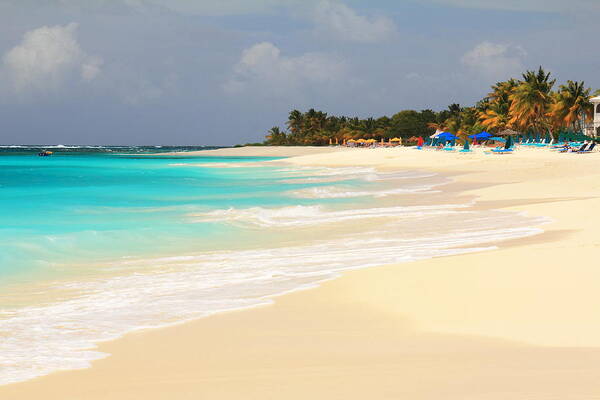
[430, 129, 443, 139]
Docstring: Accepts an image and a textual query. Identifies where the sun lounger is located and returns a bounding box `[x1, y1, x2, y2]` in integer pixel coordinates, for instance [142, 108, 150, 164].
[577, 143, 596, 153]
[560, 143, 587, 153]
[491, 147, 514, 154]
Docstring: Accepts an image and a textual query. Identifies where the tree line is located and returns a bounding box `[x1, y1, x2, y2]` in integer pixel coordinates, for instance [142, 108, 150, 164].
[264, 67, 598, 146]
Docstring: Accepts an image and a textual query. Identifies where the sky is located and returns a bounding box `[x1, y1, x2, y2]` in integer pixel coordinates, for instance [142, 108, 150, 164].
[0, 0, 597, 145]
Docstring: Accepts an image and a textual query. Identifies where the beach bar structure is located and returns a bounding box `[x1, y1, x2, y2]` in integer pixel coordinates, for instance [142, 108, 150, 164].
[586, 96, 600, 137]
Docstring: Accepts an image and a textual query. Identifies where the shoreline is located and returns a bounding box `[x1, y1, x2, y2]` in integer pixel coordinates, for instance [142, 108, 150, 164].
[3, 146, 600, 398]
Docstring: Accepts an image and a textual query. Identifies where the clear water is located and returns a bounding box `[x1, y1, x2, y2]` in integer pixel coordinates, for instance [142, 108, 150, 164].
[0, 150, 349, 284]
[0, 147, 548, 385]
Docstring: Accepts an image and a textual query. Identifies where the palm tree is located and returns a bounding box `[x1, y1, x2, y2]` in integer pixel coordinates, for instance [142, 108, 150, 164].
[509, 67, 556, 134]
[480, 102, 511, 132]
[548, 80, 592, 132]
[459, 107, 480, 132]
[478, 78, 519, 132]
[359, 118, 377, 138]
[427, 122, 446, 132]
[266, 127, 287, 145]
[286, 110, 303, 144]
[488, 79, 518, 103]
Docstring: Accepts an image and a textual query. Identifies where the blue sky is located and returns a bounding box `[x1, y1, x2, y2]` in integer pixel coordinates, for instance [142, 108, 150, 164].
[0, 0, 597, 145]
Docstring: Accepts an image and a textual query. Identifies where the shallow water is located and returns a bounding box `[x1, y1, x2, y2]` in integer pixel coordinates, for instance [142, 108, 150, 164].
[0, 148, 547, 385]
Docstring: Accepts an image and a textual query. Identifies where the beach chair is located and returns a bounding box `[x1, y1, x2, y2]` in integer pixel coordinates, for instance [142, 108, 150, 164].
[577, 143, 596, 153]
[489, 143, 514, 154]
[559, 143, 585, 153]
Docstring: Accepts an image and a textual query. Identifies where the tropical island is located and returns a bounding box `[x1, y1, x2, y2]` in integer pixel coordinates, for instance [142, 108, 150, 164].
[264, 67, 599, 146]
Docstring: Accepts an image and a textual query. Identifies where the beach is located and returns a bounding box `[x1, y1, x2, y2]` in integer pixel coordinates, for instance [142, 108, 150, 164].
[3, 146, 600, 399]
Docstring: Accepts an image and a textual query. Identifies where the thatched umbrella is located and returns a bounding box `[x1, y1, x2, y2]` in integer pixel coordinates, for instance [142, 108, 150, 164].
[497, 129, 521, 136]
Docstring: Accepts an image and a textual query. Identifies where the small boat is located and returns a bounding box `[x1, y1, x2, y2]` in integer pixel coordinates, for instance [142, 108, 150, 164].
[38, 151, 53, 157]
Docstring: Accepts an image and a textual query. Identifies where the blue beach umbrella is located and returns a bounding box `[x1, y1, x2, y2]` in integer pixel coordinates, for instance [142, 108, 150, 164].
[468, 131, 492, 140]
[438, 132, 458, 141]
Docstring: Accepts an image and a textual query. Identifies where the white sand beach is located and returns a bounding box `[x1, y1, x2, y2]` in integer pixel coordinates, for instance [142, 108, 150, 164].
[3, 146, 600, 399]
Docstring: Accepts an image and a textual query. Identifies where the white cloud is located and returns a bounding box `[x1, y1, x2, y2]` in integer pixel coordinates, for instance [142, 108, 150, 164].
[81, 56, 104, 81]
[2, 23, 102, 95]
[312, 1, 396, 43]
[427, 0, 599, 13]
[461, 42, 526, 80]
[224, 42, 347, 97]
[145, 0, 301, 15]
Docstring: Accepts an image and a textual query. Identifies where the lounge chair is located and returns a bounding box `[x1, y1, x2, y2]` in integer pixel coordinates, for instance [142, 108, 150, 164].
[560, 143, 586, 153]
[577, 143, 596, 153]
[491, 147, 514, 154]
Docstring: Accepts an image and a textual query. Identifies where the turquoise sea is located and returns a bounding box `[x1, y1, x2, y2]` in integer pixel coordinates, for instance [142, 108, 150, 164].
[0, 148, 349, 284]
[0, 146, 547, 385]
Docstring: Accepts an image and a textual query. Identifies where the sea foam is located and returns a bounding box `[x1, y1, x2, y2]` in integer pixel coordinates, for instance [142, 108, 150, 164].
[0, 207, 547, 385]
[0, 162, 548, 386]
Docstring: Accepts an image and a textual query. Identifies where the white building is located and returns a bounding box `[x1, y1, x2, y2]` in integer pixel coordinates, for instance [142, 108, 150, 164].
[587, 96, 600, 137]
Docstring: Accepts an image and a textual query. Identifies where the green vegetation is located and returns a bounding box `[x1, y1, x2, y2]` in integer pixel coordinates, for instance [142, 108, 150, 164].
[264, 67, 599, 146]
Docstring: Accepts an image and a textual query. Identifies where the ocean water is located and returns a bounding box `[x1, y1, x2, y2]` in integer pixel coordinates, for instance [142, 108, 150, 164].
[0, 147, 547, 385]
